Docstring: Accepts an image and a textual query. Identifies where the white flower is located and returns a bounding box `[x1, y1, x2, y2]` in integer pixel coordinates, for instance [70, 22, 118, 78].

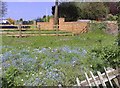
[90, 65, 92, 67]
[39, 72, 42, 75]
[26, 75, 28, 77]
[21, 79, 23, 81]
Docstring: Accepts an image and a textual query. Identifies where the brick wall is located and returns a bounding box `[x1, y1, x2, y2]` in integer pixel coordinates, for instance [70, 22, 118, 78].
[37, 18, 89, 33]
[37, 18, 118, 35]
[59, 18, 88, 34]
[37, 18, 54, 30]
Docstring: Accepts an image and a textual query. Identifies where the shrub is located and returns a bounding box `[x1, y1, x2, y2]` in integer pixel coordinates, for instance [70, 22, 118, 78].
[2, 66, 21, 87]
[89, 21, 107, 31]
[107, 14, 118, 21]
[91, 45, 120, 69]
[117, 14, 120, 46]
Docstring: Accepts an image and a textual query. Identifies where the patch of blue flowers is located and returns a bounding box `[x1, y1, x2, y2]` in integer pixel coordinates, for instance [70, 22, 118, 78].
[1, 45, 88, 86]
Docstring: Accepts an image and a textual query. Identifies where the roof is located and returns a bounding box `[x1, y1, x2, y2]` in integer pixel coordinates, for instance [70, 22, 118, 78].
[0, 19, 10, 24]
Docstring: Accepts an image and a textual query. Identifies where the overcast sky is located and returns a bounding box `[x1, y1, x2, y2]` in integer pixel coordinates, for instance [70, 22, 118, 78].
[5, 2, 54, 20]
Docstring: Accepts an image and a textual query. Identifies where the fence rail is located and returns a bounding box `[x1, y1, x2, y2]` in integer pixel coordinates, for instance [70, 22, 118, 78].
[0, 24, 87, 35]
[0, 24, 73, 37]
[0, 25, 32, 26]
[58, 67, 120, 88]
[75, 67, 120, 87]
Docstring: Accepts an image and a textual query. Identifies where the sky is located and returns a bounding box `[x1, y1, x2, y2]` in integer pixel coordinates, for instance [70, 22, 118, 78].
[5, 2, 55, 20]
[4, 0, 119, 20]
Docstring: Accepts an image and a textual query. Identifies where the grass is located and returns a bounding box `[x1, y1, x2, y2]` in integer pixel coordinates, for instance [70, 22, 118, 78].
[1, 29, 73, 35]
[1, 29, 117, 86]
[2, 29, 116, 49]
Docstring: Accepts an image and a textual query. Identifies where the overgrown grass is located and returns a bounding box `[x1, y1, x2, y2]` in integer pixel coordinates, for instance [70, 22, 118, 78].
[1, 30, 72, 35]
[2, 29, 116, 49]
[1, 29, 118, 86]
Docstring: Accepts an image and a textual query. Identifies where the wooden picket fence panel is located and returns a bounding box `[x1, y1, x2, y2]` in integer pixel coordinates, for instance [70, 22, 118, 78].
[75, 67, 120, 88]
[58, 67, 120, 88]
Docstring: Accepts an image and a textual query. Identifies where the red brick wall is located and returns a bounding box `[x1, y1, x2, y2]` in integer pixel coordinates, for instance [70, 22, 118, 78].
[37, 18, 54, 30]
[37, 18, 89, 33]
[59, 18, 88, 33]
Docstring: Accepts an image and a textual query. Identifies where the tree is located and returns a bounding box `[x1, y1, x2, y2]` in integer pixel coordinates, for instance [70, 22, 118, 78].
[52, 2, 79, 21]
[105, 2, 119, 15]
[78, 2, 109, 20]
[52, 2, 109, 21]
[42, 15, 49, 22]
[35, 15, 53, 22]
[7, 18, 15, 24]
[19, 18, 23, 22]
[0, 1, 7, 17]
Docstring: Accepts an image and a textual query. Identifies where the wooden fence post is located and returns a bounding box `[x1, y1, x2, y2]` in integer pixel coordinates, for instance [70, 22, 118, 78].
[113, 67, 120, 87]
[84, 72, 92, 88]
[72, 24, 73, 36]
[97, 71, 106, 88]
[76, 77, 81, 86]
[34, 21, 37, 30]
[104, 67, 114, 88]
[116, 67, 120, 86]
[56, 24, 59, 36]
[54, 25, 59, 36]
[18, 24, 22, 37]
[38, 25, 41, 35]
[90, 71, 100, 88]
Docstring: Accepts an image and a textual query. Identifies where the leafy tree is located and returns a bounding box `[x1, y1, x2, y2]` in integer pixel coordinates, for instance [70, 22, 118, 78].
[42, 15, 49, 22]
[105, 2, 119, 15]
[52, 2, 109, 21]
[36, 17, 44, 22]
[0, 1, 7, 17]
[36, 15, 53, 22]
[78, 2, 109, 20]
[52, 2, 80, 21]
[7, 18, 15, 24]
[19, 18, 23, 22]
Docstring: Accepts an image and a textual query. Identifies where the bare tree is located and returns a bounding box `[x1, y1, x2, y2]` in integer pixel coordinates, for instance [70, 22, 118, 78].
[0, 1, 7, 17]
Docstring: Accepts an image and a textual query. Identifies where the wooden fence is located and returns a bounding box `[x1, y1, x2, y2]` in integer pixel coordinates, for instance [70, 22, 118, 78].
[0, 24, 73, 37]
[59, 67, 120, 88]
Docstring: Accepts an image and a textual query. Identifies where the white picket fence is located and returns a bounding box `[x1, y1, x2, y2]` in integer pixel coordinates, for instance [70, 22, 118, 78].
[59, 67, 120, 88]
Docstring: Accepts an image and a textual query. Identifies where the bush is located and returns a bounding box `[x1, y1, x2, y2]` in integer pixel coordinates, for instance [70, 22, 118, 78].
[107, 14, 118, 21]
[2, 66, 21, 87]
[89, 21, 107, 31]
[116, 14, 120, 46]
[90, 45, 120, 68]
